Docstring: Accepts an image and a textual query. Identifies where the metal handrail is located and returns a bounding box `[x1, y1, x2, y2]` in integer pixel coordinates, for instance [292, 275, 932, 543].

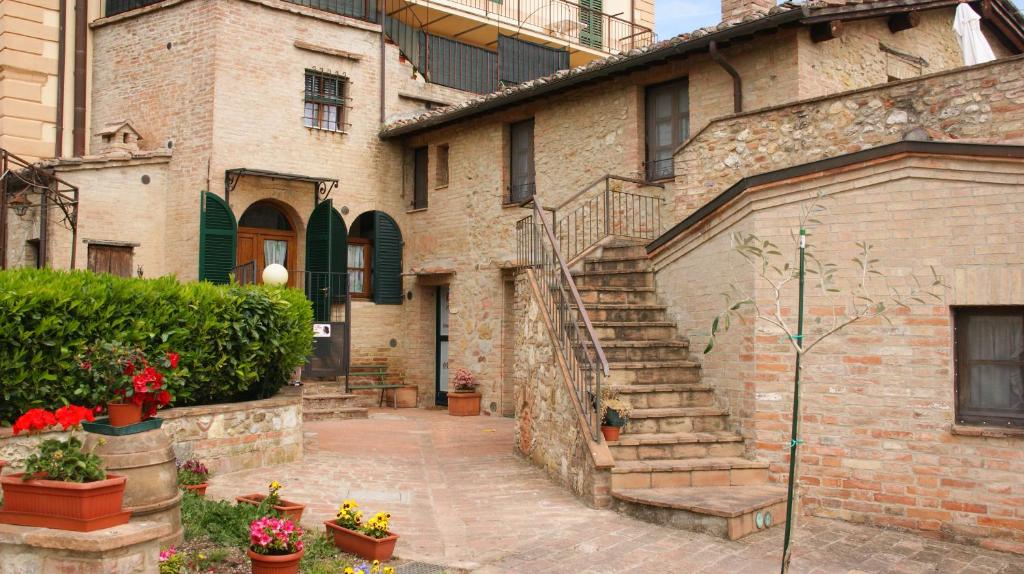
[517, 197, 609, 440]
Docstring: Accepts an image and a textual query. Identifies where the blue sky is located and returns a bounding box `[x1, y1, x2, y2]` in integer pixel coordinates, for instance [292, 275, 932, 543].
[655, 0, 722, 38]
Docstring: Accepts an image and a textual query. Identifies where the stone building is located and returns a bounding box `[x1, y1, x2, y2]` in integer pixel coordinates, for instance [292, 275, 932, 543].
[1, 0, 1024, 555]
[380, 0, 1024, 554]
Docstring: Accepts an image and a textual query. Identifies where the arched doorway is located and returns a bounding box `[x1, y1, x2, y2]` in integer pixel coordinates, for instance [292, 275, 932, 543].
[236, 200, 298, 285]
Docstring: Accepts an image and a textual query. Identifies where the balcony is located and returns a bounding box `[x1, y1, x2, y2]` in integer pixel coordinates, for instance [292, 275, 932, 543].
[385, 0, 654, 66]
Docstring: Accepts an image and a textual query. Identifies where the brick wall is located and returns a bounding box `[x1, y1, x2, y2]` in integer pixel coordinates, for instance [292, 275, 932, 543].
[652, 152, 1024, 554]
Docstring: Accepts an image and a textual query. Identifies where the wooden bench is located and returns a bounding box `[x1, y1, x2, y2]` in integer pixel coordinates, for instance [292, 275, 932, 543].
[348, 364, 402, 408]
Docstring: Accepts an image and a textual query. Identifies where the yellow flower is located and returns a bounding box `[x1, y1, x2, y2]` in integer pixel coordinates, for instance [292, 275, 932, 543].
[344, 568, 354, 574]
[269, 480, 282, 491]
[383, 568, 395, 574]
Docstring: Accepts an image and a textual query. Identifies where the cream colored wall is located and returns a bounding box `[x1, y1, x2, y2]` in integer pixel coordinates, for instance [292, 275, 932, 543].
[651, 153, 1024, 550]
[0, 0, 60, 161]
[43, 157, 171, 274]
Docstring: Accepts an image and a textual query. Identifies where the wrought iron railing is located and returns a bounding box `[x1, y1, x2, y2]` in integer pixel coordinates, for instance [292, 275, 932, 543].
[547, 175, 663, 263]
[230, 263, 349, 323]
[388, 0, 654, 54]
[516, 198, 608, 440]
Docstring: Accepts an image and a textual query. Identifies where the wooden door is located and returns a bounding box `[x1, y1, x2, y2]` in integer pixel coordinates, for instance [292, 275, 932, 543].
[88, 244, 133, 277]
[236, 227, 297, 286]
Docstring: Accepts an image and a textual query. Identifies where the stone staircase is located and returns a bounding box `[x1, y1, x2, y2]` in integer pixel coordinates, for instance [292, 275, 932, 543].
[573, 242, 787, 540]
[300, 380, 368, 422]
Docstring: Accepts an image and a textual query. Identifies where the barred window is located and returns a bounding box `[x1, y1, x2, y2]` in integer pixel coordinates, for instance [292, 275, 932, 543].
[304, 70, 347, 132]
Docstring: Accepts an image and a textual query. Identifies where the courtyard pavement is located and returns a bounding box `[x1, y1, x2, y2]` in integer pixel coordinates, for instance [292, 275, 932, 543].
[207, 409, 1024, 574]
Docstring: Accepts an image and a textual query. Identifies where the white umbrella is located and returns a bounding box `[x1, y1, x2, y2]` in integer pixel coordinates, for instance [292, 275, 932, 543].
[953, 2, 996, 66]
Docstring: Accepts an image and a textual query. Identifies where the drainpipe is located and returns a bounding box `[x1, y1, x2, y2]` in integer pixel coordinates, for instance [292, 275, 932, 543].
[55, 0, 67, 158]
[379, 1, 386, 124]
[709, 41, 742, 114]
[72, 0, 88, 157]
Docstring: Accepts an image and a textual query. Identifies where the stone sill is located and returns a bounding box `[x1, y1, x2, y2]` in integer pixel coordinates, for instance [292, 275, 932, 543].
[951, 424, 1024, 439]
[0, 520, 170, 551]
[406, 207, 429, 214]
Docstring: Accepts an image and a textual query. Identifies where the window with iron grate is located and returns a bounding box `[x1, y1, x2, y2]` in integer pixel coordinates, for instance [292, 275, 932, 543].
[304, 70, 348, 132]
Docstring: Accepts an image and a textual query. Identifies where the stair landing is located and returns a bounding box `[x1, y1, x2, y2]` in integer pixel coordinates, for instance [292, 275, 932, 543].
[613, 485, 788, 540]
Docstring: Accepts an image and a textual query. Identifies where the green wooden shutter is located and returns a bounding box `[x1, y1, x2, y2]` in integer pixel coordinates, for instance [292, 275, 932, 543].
[373, 211, 403, 305]
[579, 0, 603, 49]
[199, 191, 237, 284]
[306, 201, 348, 320]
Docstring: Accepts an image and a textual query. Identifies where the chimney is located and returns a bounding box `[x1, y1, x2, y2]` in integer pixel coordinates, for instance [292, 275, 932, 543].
[721, 0, 775, 23]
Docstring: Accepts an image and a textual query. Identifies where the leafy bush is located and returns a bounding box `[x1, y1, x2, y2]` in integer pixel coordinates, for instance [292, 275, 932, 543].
[181, 490, 279, 547]
[0, 268, 312, 424]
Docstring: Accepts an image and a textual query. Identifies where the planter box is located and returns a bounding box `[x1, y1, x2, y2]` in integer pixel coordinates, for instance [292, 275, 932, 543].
[324, 520, 398, 561]
[384, 386, 418, 408]
[248, 548, 303, 574]
[0, 473, 131, 532]
[448, 392, 481, 416]
[82, 416, 163, 436]
[236, 494, 305, 522]
[181, 483, 209, 496]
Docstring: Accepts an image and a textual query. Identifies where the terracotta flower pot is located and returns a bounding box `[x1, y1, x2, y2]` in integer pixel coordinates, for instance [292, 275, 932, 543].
[600, 425, 621, 442]
[107, 402, 143, 427]
[181, 482, 209, 496]
[448, 391, 481, 416]
[325, 520, 398, 561]
[236, 494, 305, 522]
[0, 473, 131, 532]
[247, 548, 304, 574]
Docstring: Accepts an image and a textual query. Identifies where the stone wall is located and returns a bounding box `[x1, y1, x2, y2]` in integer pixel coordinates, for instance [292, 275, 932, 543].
[671, 54, 1024, 220]
[0, 391, 303, 476]
[652, 153, 1024, 554]
[513, 272, 613, 507]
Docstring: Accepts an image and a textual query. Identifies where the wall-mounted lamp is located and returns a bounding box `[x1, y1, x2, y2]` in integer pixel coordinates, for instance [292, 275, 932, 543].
[8, 192, 31, 218]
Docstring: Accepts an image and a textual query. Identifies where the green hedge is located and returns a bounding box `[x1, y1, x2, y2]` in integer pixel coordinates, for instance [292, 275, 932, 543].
[0, 268, 313, 424]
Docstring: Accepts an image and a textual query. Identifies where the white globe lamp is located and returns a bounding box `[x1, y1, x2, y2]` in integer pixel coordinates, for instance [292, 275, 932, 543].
[262, 263, 289, 286]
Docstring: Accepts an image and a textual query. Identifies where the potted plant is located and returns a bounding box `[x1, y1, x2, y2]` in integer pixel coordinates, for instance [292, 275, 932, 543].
[237, 480, 305, 522]
[0, 405, 131, 531]
[599, 388, 633, 442]
[176, 458, 210, 496]
[80, 341, 181, 428]
[324, 499, 399, 561]
[248, 516, 304, 574]
[447, 368, 481, 416]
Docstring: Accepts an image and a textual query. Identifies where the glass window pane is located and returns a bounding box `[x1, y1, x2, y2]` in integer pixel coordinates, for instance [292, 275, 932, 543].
[263, 240, 288, 267]
[967, 314, 1023, 360]
[968, 365, 1024, 410]
[348, 271, 364, 293]
[304, 103, 316, 128]
[348, 245, 364, 267]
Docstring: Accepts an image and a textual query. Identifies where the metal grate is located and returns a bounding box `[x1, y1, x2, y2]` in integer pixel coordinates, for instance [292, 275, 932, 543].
[394, 561, 455, 574]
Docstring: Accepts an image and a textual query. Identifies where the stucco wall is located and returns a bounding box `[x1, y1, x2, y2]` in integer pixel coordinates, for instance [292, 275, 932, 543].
[652, 153, 1024, 554]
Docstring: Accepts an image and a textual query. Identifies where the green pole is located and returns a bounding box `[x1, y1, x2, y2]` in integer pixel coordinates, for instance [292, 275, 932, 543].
[780, 228, 806, 573]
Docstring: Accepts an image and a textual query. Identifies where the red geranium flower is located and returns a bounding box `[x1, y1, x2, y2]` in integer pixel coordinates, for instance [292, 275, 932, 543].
[54, 404, 96, 430]
[11, 408, 58, 435]
[167, 352, 179, 369]
[156, 390, 171, 406]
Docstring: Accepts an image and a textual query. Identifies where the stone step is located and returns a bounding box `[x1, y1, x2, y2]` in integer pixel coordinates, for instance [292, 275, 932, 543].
[300, 381, 346, 396]
[584, 256, 652, 273]
[576, 304, 669, 323]
[302, 393, 362, 411]
[586, 340, 690, 362]
[608, 430, 744, 460]
[572, 270, 654, 289]
[578, 286, 659, 305]
[625, 406, 728, 434]
[302, 407, 369, 422]
[612, 485, 787, 540]
[590, 321, 678, 341]
[609, 383, 715, 408]
[610, 457, 770, 490]
[599, 244, 648, 259]
[606, 361, 702, 385]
